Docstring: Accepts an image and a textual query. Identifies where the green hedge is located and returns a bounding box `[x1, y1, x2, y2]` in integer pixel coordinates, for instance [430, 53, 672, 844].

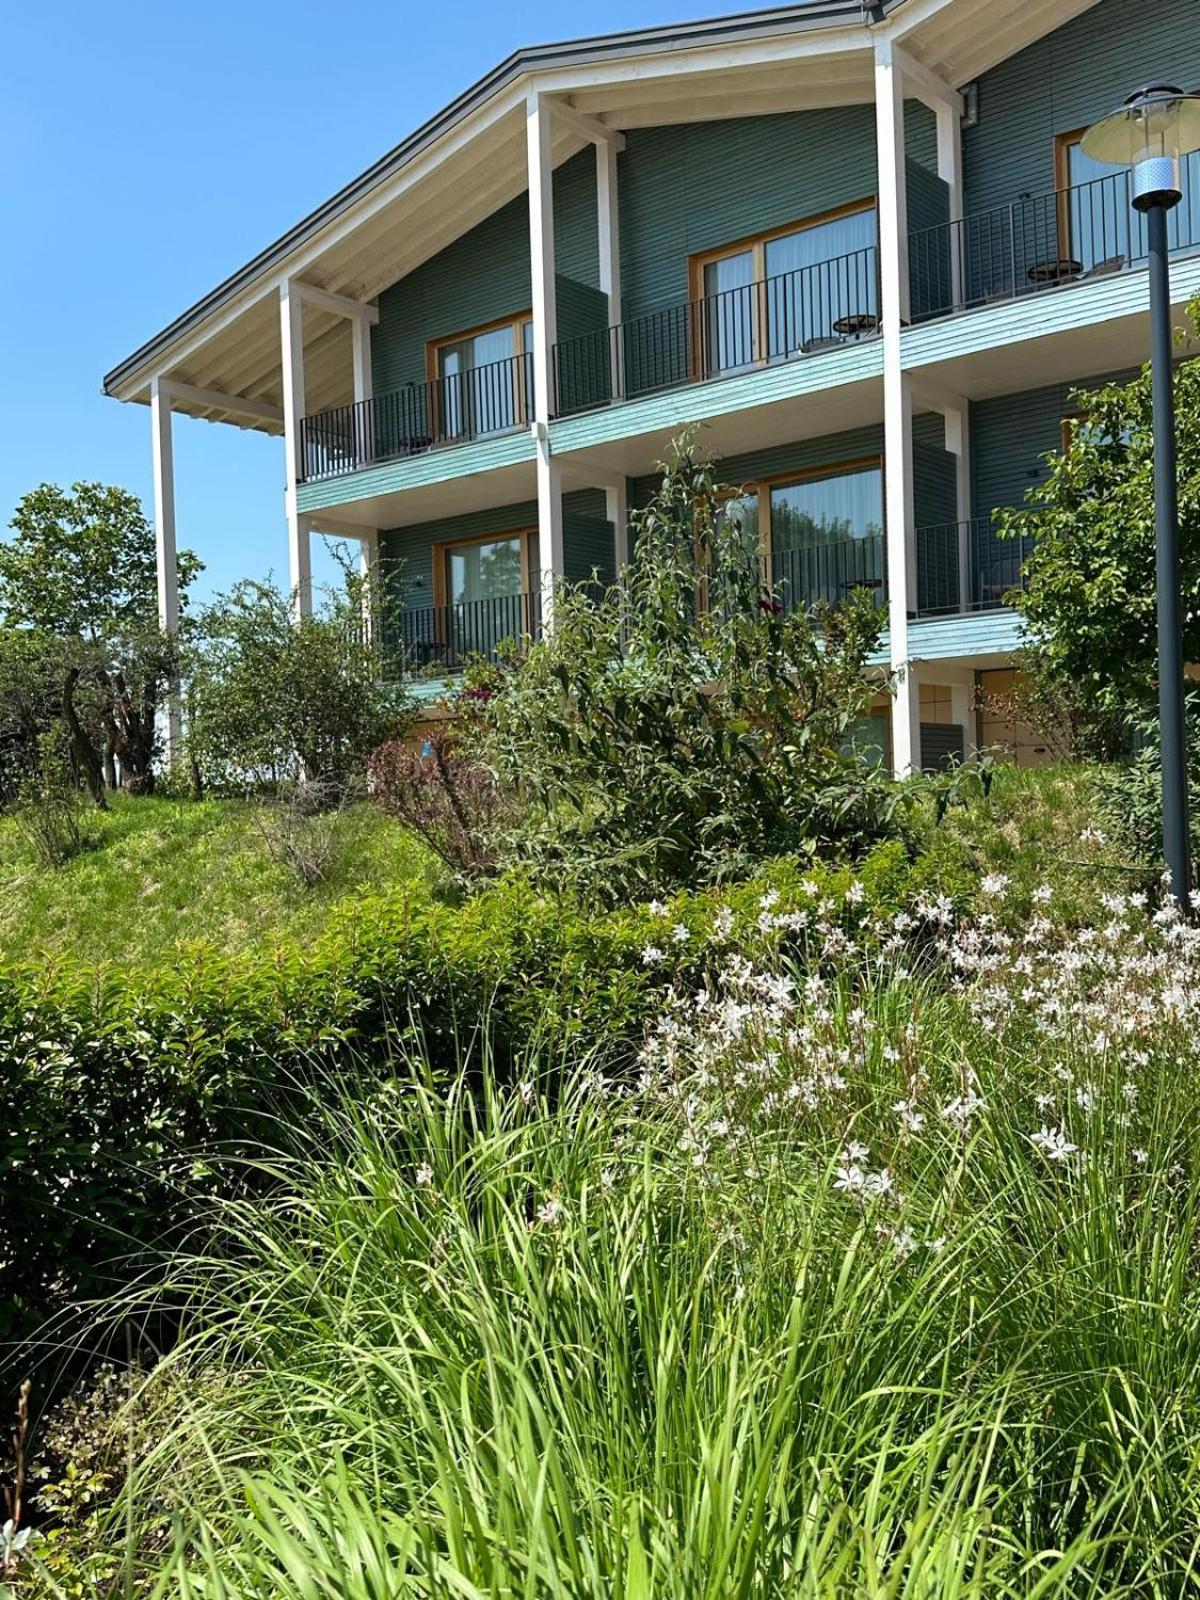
[0, 851, 928, 1344]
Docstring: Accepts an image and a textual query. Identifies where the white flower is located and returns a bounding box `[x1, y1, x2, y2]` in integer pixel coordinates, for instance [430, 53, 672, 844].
[981, 873, 1009, 897]
[1074, 1084, 1097, 1113]
[641, 945, 666, 966]
[1033, 884, 1053, 903]
[893, 1225, 918, 1259]
[600, 1167, 616, 1190]
[712, 906, 735, 940]
[518, 1080, 535, 1106]
[845, 881, 865, 905]
[536, 1197, 563, 1228]
[759, 888, 780, 910]
[648, 899, 669, 917]
[833, 1164, 866, 1194]
[1029, 1125, 1078, 1163]
[1132, 1147, 1149, 1166]
[415, 1163, 433, 1188]
[892, 1098, 926, 1133]
[671, 923, 690, 944]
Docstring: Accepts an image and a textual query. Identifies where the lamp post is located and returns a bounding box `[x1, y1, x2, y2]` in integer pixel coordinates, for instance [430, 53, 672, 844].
[1082, 86, 1200, 907]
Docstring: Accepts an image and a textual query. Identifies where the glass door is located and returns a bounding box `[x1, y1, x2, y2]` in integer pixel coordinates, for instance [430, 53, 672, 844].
[769, 464, 883, 611]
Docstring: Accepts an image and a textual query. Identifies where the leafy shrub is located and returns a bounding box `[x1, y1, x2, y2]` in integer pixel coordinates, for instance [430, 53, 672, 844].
[0, 852, 950, 1348]
[479, 440, 905, 903]
[10, 730, 91, 868]
[186, 572, 410, 792]
[1097, 690, 1200, 887]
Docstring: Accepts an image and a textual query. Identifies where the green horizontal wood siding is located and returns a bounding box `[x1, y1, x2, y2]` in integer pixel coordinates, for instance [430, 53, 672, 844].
[963, 0, 1200, 216]
[970, 364, 1138, 517]
[372, 147, 599, 396]
[379, 488, 611, 604]
[617, 108, 878, 323]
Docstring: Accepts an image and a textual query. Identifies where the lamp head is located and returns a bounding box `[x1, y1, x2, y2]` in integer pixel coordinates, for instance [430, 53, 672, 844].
[1081, 85, 1200, 211]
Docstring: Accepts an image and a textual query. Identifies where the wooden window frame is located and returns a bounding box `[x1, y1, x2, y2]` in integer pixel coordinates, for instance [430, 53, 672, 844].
[1053, 126, 1090, 260]
[431, 526, 535, 611]
[704, 455, 883, 609]
[687, 198, 877, 376]
[425, 312, 533, 437]
[755, 454, 884, 558]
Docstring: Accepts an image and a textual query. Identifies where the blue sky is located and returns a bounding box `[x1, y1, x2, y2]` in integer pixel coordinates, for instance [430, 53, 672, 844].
[0, 0, 738, 607]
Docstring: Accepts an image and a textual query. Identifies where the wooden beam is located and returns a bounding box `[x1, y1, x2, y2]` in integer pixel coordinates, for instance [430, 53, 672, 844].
[289, 281, 380, 324]
[158, 378, 284, 426]
[892, 42, 963, 114]
[553, 96, 626, 151]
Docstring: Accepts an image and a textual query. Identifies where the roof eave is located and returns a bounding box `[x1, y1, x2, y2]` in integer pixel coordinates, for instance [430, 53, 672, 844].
[103, 0, 886, 399]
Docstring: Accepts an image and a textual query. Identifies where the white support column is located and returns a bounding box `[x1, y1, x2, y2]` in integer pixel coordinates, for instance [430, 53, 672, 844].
[876, 38, 919, 777]
[942, 399, 973, 613]
[874, 38, 910, 327]
[936, 102, 963, 307]
[597, 141, 620, 326]
[351, 315, 373, 407]
[598, 139, 622, 399]
[605, 477, 629, 574]
[279, 282, 312, 619]
[527, 91, 563, 618]
[149, 377, 181, 762]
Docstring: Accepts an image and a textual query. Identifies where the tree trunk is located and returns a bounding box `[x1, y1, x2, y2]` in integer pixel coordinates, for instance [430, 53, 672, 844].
[96, 668, 156, 795]
[62, 668, 107, 808]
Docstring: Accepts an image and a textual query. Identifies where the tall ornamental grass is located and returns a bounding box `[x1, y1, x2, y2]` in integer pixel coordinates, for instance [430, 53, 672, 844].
[40, 881, 1200, 1597]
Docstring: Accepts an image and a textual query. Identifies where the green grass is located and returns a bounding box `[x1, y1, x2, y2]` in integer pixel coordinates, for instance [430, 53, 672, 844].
[0, 794, 442, 968]
[32, 888, 1200, 1597]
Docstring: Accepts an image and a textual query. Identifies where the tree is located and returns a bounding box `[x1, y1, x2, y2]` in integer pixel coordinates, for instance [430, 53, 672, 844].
[0, 482, 201, 796]
[997, 301, 1200, 725]
[478, 438, 901, 903]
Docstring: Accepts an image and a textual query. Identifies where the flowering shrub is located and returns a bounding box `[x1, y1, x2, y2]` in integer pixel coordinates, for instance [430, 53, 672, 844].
[72, 873, 1200, 1594]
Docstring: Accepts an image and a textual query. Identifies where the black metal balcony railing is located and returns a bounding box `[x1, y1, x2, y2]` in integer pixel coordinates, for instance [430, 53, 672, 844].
[914, 517, 1030, 618]
[909, 163, 1200, 322]
[764, 536, 886, 615]
[553, 245, 880, 417]
[299, 352, 533, 482]
[389, 588, 542, 675]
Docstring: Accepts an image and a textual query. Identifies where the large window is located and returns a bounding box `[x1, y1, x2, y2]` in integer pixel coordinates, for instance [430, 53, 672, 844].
[692, 203, 878, 375]
[429, 315, 533, 438]
[429, 528, 533, 662]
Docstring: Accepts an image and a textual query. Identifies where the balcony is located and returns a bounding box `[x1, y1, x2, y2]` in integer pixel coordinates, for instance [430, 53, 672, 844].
[388, 589, 543, 676]
[299, 352, 532, 483]
[914, 518, 1029, 617]
[908, 165, 1200, 323]
[552, 245, 880, 417]
[382, 522, 1023, 680]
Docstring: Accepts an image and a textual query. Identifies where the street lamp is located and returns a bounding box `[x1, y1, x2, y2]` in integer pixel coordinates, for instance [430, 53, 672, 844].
[1082, 86, 1200, 906]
